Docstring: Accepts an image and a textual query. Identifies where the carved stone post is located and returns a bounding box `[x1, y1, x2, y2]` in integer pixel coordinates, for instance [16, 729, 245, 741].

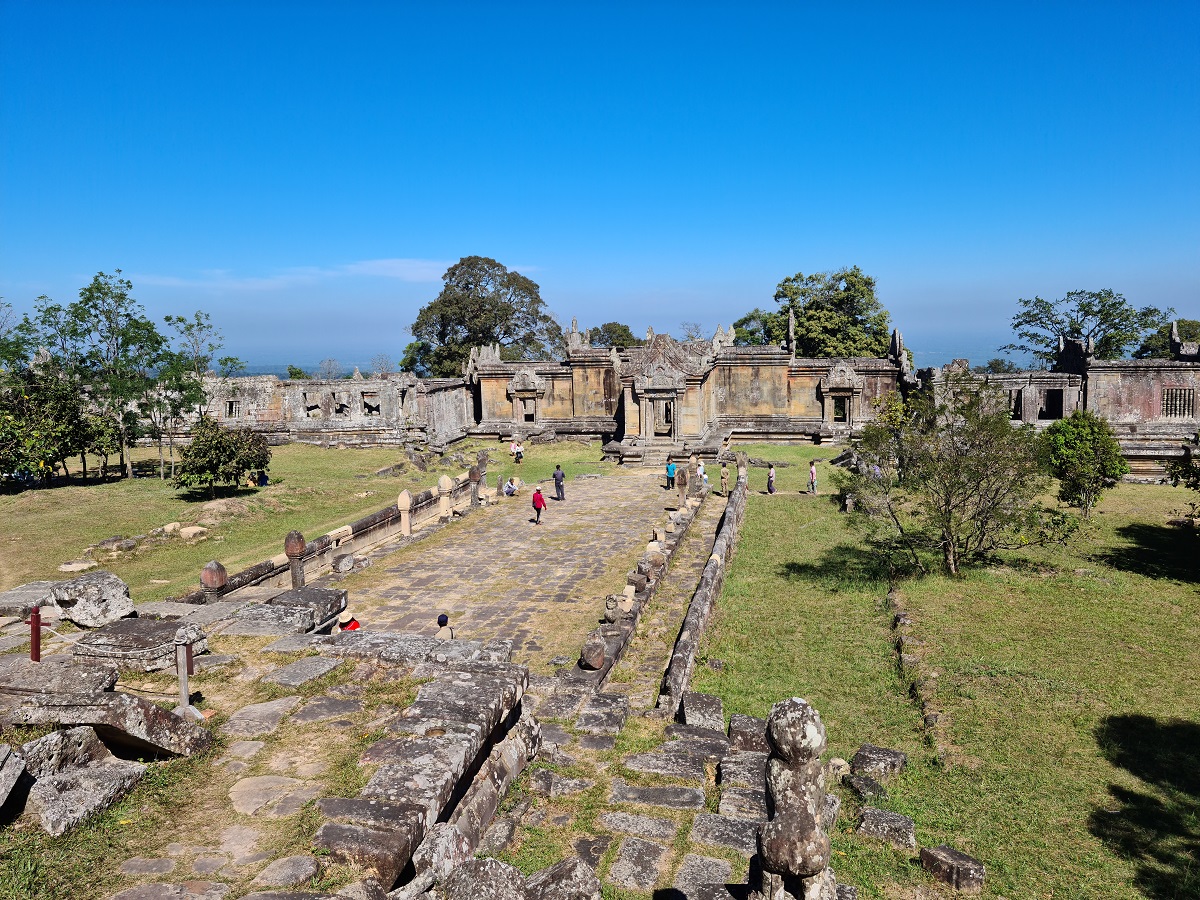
[398, 490, 413, 536]
[469, 465, 482, 507]
[284, 530, 307, 590]
[200, 560, 228, 604]
[736, 451, 749, 482]
[438, 474, 454, 518]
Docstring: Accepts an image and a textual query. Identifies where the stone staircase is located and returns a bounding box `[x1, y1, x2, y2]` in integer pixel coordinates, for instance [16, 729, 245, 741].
[639, 443, 687, 470]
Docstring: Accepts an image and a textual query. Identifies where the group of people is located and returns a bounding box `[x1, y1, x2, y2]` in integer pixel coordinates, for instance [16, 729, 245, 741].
[501, 458, 566, 525]
[765, 459, 818, 495]
[665, 456, 731, 505]
[332, 608, 458, 640]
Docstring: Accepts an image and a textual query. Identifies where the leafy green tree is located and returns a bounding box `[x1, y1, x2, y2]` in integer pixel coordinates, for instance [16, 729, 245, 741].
[174, 415, 271, 497]
[1002, 289, 1172, 366]
[1133, 319, 1200, 359]
[1040, 411, 1129, 518]
[164, 311, 243, 415]
[405, 256, 562, 377]
[0, 299, 27, 368]
[839, 379, 1075, 576]
[973, 358, 1021, 374]
[0, 359, 86, 486]
[589, 322, 643, 347]
[733, 308, 785, 347]
[772, 266, 892, 358]
[286, 365, 311, 379]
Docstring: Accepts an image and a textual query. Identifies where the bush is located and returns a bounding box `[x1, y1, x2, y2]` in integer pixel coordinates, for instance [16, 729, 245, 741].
[1041, 411, 1129, 518]
[174, 415, 270, 497]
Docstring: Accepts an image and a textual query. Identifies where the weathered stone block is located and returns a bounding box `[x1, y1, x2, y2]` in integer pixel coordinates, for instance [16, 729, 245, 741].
[843, 774, 887, 801]
[47, 571, 134, 627]
[0, 654, 118, 696]
[11, 691, 212, 757]
[856, 807, 916, 849]
[849, 744, 907, 781]
[316, 797, 425, 833]
[919, 845, 985, 894]
[313, 821, 419, 888]
[691, 812, 759, 856]
[268, 586, 347, 626]
[673, 854, 733, 895]
[262, 656, 341, 687]
[608, 836, 666, 889]
[443, 858, 529, 900]
[575, 692, 628, 734]
[250, 854, 321, 888]
[579, 633, 606, 670]
[222, 696, 300, 738]
[758, 808, 830, 878]
[610, 776, 705, 810]
[27, 758, 146, 835]
[599, 811, 678, 840]
[766, 697, 827, 763]
[73, 618, 208, 672]
[525, 856, 602, 900]
[718, 750, 767, 789]
[681, 692, 725, 732]
[0, 744, 26, 809]
[728, 713, 770, 752]
[224, 603, 314, 636]
[21, 725, 111, 776]
[624, 748, 707, 783]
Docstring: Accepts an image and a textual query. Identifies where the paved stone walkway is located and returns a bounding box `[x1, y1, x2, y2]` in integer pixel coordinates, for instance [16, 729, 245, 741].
[347, 471, 676, 664]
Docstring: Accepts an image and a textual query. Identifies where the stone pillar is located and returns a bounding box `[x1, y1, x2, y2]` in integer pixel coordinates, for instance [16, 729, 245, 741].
[398, 490, 413, 536]
[437, 475, 454, 518]
[199, 560, 228, 604]
[284, 530, 307, 590]
[736, 451, 749, 482]
[754, 697, 836, 900]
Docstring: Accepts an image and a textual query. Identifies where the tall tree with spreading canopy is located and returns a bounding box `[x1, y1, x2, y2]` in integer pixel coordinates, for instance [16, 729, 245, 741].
[589, 322, 643, 348]
[733, 307, 785, 347]
[772, 266, 892, 357]
[403, 256, 562, 377]
[174, 415, 271, 498]
[1001, 289, 1172, 366]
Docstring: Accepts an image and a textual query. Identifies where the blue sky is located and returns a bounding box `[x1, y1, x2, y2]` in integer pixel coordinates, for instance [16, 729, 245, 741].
[2, 2, 1197, 369]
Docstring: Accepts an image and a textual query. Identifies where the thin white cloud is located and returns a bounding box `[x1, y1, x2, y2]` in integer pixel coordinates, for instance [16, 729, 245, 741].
[132, 258, 451, 291]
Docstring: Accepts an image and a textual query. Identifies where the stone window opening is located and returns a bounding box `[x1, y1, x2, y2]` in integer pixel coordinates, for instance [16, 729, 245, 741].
[225, 400, 241, 418]
[333, 393, 352, 417]
[1038, 389, 1064, 420]
[1162, 388, 1195, 418]
[832, 396, 849, 423]
[362, 391, 381, 416]
[1009, 389, 1023, 421]
[522, 397, 536, 423]
[303, 393, 321, 418]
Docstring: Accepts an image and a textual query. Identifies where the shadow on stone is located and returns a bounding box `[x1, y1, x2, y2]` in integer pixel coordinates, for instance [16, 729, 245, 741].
[1089, 714, 1200, 899]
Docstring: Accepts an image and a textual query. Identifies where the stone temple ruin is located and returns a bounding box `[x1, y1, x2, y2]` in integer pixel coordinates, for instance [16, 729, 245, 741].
[200, 318, 1199, 476]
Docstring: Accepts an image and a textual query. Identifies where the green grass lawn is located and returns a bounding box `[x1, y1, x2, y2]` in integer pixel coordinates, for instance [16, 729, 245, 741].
[0, 438, 612, 604]
[693, 445, 1200, 899]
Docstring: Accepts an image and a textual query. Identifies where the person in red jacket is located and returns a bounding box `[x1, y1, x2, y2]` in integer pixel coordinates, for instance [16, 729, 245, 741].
[532, 487, 547, 524]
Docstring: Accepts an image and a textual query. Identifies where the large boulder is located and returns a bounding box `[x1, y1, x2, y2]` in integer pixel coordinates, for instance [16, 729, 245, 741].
[47, 571, 134, 627]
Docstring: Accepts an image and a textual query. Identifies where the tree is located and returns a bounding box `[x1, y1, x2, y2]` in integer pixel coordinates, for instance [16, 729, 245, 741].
[1133, 319, 1200, 359]
[973, 358, 1021, 374]
[0, 299, 27, 368]
[164, 311, 243, 416]
[368, 353, 394, 377]
[1002, 290, 1172, 366]
[678, 321, 706, 342]
[405, 256, 563, 377]
[589, 322, 642, 348]
[316, 358, 343, 380]
[286, 365, 311, 379]
[0, 357, 87, 486]
[733, 308, 785, 347]
[839, 379, 1075, 576]
[772, 266, 892, 358]
[1040, 411, 1129, 518]
[174, 415, 271, 497]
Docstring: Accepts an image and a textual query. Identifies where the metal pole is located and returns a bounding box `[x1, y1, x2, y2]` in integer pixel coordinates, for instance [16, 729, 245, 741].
[30, 606, 41, 662]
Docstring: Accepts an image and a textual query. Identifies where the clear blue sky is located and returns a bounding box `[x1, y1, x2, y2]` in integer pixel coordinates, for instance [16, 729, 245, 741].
[2, 2, 1197, 369]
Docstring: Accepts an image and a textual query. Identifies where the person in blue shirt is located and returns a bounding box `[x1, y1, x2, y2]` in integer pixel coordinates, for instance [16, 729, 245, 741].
[665, 458, 676, 489]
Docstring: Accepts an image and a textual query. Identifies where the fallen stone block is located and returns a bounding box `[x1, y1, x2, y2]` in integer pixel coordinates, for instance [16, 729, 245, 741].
[313, 821, 420, 888]
[624, 748, 707, 783]
[530, 769, 594, 798]
[690, 812, 758, 856]
[108, 882, 230, 900]
[224, 603, 314, 636]
[250, 854, 321, 888]
[920, 844, 986, 894]
[0, 654, 118, 697]
[72, 618, 208, 673]
[229, 775, 320, 816]
[21, 725, 112, 775]
[843, 774, 887, 801]
[268, 586, 347, 629]
[291, 695, 362, 724]
[718, 750, 767, 790]
[674, 854, 732, 895]
[361, 735, 471, 826]
[0, 581, 58, 616]
[608, 836, 666, 890]
[443, 857, 529, 900]
[178, 526, 207, 540]
[718, 786, 767, 821]
[47, 571, 134, 627]
[27, 758, 146, 835]
[525, 856, 601, 900]
[728, 713, 770, 752]
[599, 811, 678, 840]
[262, 633, 327, 654]
[11, 691, 213, 757]
[849, 744, 907, 781]
[579, 633, 606, 670]
[856, 807, 917, 849]
[610, 776, 705, 810]
[575, 692, 628, 734]
[316, 797, 425, 834]
[681, 692, 725, 732]
[0, 744, 27, 809]
[134, 601, 203, 620]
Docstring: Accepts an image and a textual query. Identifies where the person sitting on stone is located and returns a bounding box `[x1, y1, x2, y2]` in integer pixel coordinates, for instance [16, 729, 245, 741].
[257, 470, 269, 487]
[503, 476, 519, 496]
[436, 613, 455, 639]
[333, 610, 360, 633]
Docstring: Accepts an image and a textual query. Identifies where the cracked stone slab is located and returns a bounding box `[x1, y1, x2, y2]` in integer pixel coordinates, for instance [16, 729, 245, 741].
[108, 882, 230, 900]
[313, 821, 420, 888]
[674, 854, 733, 894]
[856, 807, 917, 849]
[223, 602, 314, 636]
[608, 835, 667, 889]
[222, 696, 301, 738]
[623, 749, 707, 783]
[250, 854, 321, 887]
[290, 695, 362, 723]
[0, 744, 25, 808]
[718, 786, 768, 821]
[262, 633, 326, 654]
[228, 776, 320, 817]
[0, 653, 119, 695]
[575, 692, 628, 734]
[532, 688, 590, 721]
[849, 744, 907, 782]
[262, 656, 341, 687]
[72, 618, 208, 672]
[599, 811, 678, 840]
[28, 760, 146, 835]
[610, 776, 704, 810]
[11, 691, 212, 757]
[119, 857, 176, 876]
[361, 735, 472, 826]
[531, 769, 594, 797]
[538, 723, 574, 747]
[718, 751, 767, 789]
[681, 692, 725, 732]
[690, 813, 758, 856]
[728, 714, 769, 752]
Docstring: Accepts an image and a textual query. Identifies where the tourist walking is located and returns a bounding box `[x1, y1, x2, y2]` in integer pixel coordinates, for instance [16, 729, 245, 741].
[532, 487, 546, 524]
[808, 460, 817, 494]
[553, 464, 566, 501]
[720, 463, 729, 494]
[767, 465, 776, 494]
[697, 460, 708, 488]
[514, 440, 524, 464]
[665, 457, 676, 489]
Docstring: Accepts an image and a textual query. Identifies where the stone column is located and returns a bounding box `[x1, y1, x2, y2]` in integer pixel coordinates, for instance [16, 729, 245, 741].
[469, 465, 482, 507]
[199, 560, 227, 604]
[284, 531, 306, 590]
[754, 697, 836, 900]
[437, 475, 454, 518]
[398, 490, 413, 536]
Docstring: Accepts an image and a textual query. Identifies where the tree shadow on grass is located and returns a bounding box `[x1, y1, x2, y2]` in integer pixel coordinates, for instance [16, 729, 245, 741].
[1090, 714, 1200, 899]
[1091, 522, 1200, 583]
[777, 543, 891, 590]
